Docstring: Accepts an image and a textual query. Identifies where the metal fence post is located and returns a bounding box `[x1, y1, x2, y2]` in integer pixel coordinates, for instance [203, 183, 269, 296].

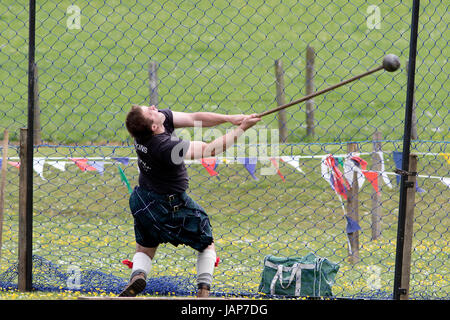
[18, 128, 32, 291]
[393, 0, 421, 300]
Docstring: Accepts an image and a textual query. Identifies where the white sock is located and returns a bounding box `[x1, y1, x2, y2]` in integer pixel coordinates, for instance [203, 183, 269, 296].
[196, 249, 216, 289]
[131, 252, 152, 279]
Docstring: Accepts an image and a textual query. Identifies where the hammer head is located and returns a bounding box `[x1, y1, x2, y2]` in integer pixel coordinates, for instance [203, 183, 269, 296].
[383, 54, 401, 72]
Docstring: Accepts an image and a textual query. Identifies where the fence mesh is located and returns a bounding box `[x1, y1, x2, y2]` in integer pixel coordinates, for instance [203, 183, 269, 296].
[0, 0, 448, 299]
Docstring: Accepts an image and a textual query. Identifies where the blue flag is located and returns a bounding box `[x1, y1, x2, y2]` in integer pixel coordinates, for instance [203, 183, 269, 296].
[345, 216, 361, 234]
[88, 161, 105, 175]
[393, 151, 403, 185]
[393, 151, 425, 193]
[237, 157, 258, 180]
[112, 157, 129, 166]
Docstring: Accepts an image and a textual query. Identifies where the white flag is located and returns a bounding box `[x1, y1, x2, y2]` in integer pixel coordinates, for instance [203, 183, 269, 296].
[377, 151, 392, 188]
[321, 155, 332, 183]
[280, 156, 304, 173]
[33, 158, 46, 181]
[47, 161, 66, 172]
[441, 177, 450, 188]
[343, 156, 365, 188]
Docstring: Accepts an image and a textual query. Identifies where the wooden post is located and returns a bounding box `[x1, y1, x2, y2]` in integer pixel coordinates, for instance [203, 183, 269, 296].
[347, 143, 359, 263]
[33, 63, 41, 145]
[18, 128, 32, 291]
[305, 45, 315, 137]
[274, 59, 288, 143]
[0, 129, 9, 261]
[371, 131, 382, 240]
[148, 61, 159, 107]
[400, 154, 418, 300]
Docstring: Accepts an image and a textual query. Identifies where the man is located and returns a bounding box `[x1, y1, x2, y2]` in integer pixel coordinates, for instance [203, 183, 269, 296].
[119, 105, 261, 298]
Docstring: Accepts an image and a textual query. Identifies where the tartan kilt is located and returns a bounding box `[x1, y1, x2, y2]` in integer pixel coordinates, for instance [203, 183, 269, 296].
[129, 186, 214, 252]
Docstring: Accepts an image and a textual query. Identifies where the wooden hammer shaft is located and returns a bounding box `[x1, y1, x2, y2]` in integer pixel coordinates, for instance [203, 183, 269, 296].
[257, 65, 384, 118]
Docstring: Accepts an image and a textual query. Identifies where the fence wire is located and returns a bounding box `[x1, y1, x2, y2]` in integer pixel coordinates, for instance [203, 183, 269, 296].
[0, 0, 448, 299]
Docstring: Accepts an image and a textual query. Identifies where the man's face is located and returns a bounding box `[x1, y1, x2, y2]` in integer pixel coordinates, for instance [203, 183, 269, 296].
[140, 105, 165, 129]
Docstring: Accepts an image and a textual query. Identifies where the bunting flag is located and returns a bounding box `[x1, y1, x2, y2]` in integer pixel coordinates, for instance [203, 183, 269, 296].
[362, 170, 380, 195]
[237, 157, 258, 180]
[88, 161, 105, 175]
[33, 158, 46, 180]
[8, 161, 20, 169]
[440, 153, 450, 165]
[112, 157, 129, 166]
[321, 155, 332, 181]
[323, 155, 349, 200]
[350, 155, 368, 170]
[392, 151, 425, 193]
[378, 151, 393, 188]
[200, 158, 219, 177]
[70, 158, 97, 172]
[441, 177, 450, 188]
[280, 156, 304, 173]
[335, 156, 344, 167]
[343, 156, 366, 188]
[322, 155, 360, 253]
[270, 157, 285, 182]
[118, 166, 133, 194]
[47, 161, 66, 172]
[345, 216, 362, 234]
[393, 151, 403, 185]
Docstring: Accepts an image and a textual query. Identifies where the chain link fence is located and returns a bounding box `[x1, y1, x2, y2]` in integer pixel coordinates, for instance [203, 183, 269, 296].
[0, 0, 448, 298]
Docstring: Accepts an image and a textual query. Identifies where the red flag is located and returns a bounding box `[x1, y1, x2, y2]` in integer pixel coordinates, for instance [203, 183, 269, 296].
[270, 158, 285, 182]
[362, 170, 380, 195]
[200, 158, 218, 176]
[122, 259, 133, 269]
[350, 155, 368, 170]
[8, 161, 20, 169]
[70, 158, 97, 172]
[324, 155, 349, 199]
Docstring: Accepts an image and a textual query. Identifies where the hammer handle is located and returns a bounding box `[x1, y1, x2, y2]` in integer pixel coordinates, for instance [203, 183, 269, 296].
[257, 65, 384, 118]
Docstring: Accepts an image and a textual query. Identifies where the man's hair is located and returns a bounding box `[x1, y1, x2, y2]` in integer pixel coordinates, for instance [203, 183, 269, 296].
[125, 104, 153, 139]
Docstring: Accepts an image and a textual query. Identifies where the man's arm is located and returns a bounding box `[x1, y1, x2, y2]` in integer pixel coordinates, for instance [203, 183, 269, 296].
[172, 111, 245, 128]
[183, 114, 261, 160]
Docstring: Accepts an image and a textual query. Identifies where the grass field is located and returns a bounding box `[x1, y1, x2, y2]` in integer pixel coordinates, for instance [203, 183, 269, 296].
[0, 0, 448, 143]
[0, 0, 448, 300]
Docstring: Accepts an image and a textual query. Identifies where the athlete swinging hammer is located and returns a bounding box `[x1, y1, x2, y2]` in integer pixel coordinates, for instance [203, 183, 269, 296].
[120, 105, 261, 298]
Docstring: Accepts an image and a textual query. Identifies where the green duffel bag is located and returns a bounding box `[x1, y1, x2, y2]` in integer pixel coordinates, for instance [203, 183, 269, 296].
[258, 253, 339, 297]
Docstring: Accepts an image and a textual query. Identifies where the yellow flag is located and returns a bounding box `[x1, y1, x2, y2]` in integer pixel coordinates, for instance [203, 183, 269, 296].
[440, 153, 450, 165]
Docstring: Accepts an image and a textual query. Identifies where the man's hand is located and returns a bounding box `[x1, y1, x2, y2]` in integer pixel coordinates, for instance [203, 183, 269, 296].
[227, 114, 246, 126]
[239, 114, 262, 131]
[185, 114, 262, 160]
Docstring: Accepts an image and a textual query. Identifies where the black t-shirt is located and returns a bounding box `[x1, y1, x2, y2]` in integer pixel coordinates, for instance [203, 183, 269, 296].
[135, 109, 190, 194]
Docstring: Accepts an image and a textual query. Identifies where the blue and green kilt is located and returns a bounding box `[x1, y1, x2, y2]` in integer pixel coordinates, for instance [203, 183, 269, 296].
[129, 186, 214, 252]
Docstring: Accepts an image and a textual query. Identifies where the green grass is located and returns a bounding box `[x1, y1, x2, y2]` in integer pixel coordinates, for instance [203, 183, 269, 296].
[0, 0, 448, 143]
